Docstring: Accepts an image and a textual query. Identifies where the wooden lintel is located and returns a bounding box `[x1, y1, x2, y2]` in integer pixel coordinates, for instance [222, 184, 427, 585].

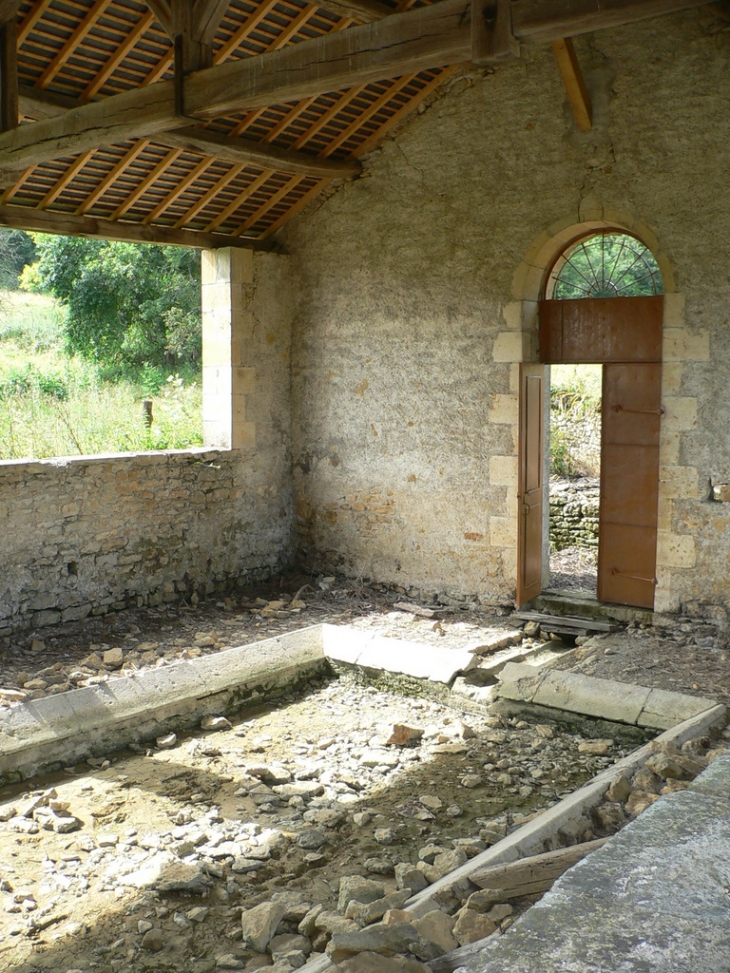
[144, 0, 173, 38]
[0, 0, 713, 171]
[0, 16, 17, 133]
[552, 37, 592, 131]
[0, 202, 269, 249]
[471, 0, 519, 66]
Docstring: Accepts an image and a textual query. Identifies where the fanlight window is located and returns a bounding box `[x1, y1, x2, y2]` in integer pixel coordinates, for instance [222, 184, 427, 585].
[547, 233, 663, 300]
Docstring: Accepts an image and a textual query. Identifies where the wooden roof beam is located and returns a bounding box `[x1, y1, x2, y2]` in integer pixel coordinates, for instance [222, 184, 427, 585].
[17, 86, 360, 179]
[1, 0, 713, 172]
[0, 201, 267, 248]
[0, 1, 19, 26]
[192, 0, 232, 45]
[552, 37, 592, 131]
[144, 0, 173, 39]
[312, 0, 392, 22]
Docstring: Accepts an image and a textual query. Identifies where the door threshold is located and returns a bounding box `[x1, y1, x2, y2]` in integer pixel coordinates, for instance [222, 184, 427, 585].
[532, 588, 655, 626]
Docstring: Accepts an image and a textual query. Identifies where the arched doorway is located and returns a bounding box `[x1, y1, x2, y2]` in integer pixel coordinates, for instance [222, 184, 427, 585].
[517, 232, 664, 610]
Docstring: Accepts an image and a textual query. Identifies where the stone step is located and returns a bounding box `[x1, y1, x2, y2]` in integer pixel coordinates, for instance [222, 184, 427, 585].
[532, 589, 654, 626]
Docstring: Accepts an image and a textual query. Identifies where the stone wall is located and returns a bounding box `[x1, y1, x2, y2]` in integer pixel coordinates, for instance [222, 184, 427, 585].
[285, 9, 730, 611]
[0, 251, 294, 634]
[549, 479, 600, 551]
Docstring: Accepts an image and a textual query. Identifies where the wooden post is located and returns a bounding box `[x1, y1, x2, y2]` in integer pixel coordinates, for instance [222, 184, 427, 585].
[471, 0, 518, 66]
[0, 15, 17, 133]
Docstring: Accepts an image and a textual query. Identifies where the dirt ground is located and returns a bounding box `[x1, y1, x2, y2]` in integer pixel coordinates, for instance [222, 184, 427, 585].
[0, 570, 729, 973]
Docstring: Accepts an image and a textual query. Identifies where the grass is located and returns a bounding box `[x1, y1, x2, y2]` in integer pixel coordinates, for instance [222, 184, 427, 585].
[0, 291, 202, 461]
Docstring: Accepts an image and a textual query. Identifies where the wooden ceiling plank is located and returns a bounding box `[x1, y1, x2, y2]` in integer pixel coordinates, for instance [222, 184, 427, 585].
[37, 0, 112, 90]
[552, 36, 592, 131]
[0, 200, 266, 247]
[258, 175, 329, 237]
[173, 162, 247, 227]
[111, 146, 182, 218]
[77, 139, 150, 213]
[144, 155, 212, 221]
[352, 66, 455, 157]
[163, 126, 361, 177]
[204, 167, 272, 231]
[319, 79, 404, 156]
[18, 0, 53, 47]
[213, 0, 280, 63]
[234, 172, 299, 234]
[40, 147, 94, 208]
[290, 87, 364, 149]
[82, 10, 155, 99]
[5, 0, 709, 174]
[144, 0, 173, 39]
[261, 95, 320, 143]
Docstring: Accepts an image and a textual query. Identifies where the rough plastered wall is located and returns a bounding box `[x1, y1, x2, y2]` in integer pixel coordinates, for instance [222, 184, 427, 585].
[286, 9, 730, 610]
[0, 251, 294, 635]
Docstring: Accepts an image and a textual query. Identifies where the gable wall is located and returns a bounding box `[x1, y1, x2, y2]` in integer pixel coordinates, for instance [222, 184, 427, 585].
[287, 10, 730, 611]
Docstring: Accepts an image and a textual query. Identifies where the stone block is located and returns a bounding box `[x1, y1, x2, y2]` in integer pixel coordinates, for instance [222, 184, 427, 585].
[489, 516, 516, 549]
[656, 531, 696, 568]
[659, 465, 698, 500]
[502, 302, 523, 331]
[663, 327, 709, 362]
[493, 332, 528, 362]
[488, 395, 519, 425]
[489, 455, 518, 487]
[662, 397, 697, 432]
[497, 662, 547, 704]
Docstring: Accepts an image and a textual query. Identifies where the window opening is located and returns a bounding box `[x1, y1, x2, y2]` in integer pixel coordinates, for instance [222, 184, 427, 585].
[546, 232, 663, 300]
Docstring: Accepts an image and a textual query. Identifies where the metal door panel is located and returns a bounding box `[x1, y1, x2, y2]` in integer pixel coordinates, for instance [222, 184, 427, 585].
[517, 365, 544, 607]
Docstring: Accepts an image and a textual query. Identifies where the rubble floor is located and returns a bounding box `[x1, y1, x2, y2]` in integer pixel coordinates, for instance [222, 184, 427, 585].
[0, 572, 729, 973]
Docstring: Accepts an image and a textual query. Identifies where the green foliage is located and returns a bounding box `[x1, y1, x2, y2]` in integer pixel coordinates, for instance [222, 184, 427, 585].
[23, 235, 201, 369]
[0, 229, 36, 289]
[0, 290, 202, 459]
[550, 364, 601, 478]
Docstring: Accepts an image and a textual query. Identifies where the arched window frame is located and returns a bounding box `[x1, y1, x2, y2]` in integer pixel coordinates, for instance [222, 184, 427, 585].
[544, 231, 663, 300]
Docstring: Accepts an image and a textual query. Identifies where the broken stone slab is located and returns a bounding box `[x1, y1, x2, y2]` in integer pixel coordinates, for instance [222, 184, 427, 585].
[354, 636, 477, 684]
[637, 687, 714, 730]
[241, 901, 287, 952]
[495, 663, 546, 705]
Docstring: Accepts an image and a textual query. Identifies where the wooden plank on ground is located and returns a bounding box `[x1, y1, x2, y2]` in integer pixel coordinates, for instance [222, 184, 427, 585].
[470, 837, 609, 897]
[514, 612, 616, 632]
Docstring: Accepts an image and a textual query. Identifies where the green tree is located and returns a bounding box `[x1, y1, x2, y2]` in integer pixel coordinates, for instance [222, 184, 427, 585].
[22, 235, 201, 371]
[0, 229, 36, 288]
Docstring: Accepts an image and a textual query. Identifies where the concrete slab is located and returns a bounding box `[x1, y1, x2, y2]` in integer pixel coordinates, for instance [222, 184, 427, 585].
[456, 751, 730, 973]
[321, 623, 374, 666]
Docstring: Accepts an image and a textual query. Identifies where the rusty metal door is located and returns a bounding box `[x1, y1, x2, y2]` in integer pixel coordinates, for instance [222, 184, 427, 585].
[597, 362, 662, 609]
[517, 365, 544, 607]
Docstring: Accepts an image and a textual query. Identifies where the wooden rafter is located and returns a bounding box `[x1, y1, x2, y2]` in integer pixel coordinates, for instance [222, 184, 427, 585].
[234, 173, 299, 235]
[18, 0, 52, 47]
[192, 0, 233, 46]
[260, 176, 328, 237]
[174, 162, 248, 226]
[37, 0, 112, 90]
[143, 0, 173, 39]
[552, 37, 592, 131]
[143, 155, 212, 222]
[77, 140, 150, 214]
[111, 146, 182, 218]
[204, 167, 272, 230]
[82, 10, 155, 100]
[41, 150, 95, 209]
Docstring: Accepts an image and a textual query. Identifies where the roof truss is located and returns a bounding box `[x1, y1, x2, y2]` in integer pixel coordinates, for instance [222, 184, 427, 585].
[0, 0, 712, 247]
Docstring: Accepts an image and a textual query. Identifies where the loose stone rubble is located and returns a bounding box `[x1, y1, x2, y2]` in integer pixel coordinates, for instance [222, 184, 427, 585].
[0, 663, 724, 973]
